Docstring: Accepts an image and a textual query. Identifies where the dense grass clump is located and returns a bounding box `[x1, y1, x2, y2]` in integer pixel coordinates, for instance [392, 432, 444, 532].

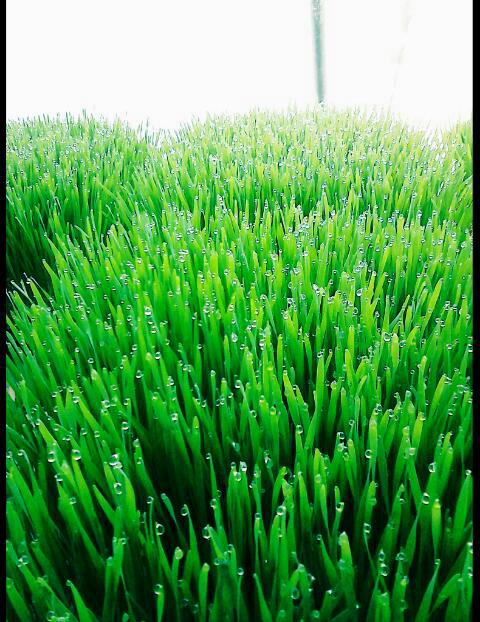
[6, 111, 472, 622]
[6, 115, 160, 287]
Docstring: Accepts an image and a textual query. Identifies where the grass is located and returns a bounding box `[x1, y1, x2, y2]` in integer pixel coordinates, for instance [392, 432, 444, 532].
[6, 114, 160, 288]
[6, 110, 472, 621]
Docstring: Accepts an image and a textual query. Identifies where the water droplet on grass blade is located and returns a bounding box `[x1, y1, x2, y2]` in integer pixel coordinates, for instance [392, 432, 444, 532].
[114, 482, 123, 495]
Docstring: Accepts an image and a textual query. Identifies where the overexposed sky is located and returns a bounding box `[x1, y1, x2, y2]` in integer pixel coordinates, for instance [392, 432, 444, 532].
[6, 0, 472, 130]
[324, 0, 472, 129]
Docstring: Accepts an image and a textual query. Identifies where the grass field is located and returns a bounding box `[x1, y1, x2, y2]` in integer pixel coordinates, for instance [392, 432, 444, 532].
[6, 110, 472, 621]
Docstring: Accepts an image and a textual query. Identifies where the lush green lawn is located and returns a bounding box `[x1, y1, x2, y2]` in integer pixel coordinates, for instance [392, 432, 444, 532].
[6, 111, 472, 621]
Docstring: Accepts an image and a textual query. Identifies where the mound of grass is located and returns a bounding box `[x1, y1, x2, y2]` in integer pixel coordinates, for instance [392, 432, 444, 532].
[6, 114, 160, 288]
[6, 111, 472, 621]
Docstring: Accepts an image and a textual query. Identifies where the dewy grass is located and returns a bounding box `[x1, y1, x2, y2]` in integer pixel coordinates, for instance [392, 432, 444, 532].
[6, 110, 472, 621]
[6, 113, 161, 289]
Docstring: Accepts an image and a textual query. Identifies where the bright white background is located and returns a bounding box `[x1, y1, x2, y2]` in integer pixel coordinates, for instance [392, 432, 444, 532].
[6, 0, 472, 130]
